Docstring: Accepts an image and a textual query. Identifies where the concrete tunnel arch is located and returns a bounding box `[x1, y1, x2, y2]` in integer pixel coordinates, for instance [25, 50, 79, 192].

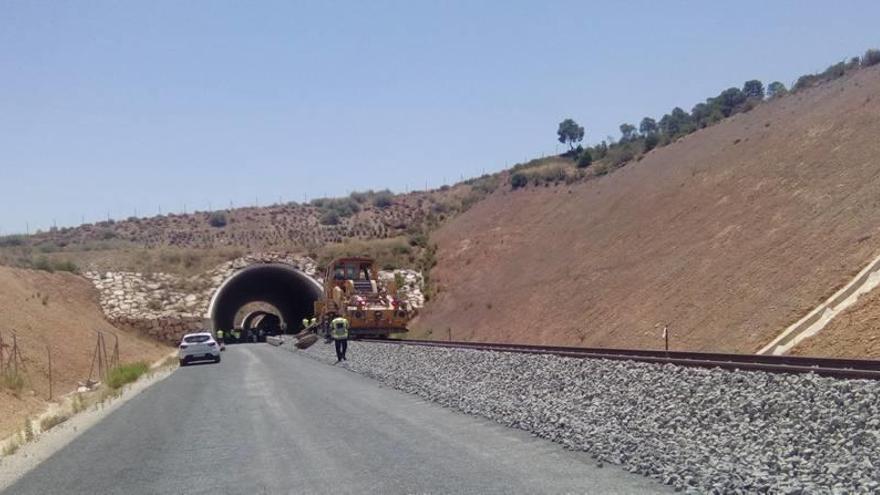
[241, 310, 274, 331]
[208, 263, 323, 334]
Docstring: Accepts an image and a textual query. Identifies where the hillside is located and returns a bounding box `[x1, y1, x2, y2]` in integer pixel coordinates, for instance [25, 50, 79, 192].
[0, 266, 169, 439]
[0, 179, 501, 276]
[413, 65, 880, 356]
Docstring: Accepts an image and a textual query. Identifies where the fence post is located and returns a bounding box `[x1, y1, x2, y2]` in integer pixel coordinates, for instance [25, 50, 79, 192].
[47, 344, 53, 400]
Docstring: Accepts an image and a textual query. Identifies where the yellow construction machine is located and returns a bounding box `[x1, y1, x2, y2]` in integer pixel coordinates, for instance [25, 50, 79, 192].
[295, 257, 414, 347]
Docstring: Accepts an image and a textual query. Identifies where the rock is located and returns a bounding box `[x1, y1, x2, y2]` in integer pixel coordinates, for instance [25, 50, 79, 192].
[289, 341, 880, 494]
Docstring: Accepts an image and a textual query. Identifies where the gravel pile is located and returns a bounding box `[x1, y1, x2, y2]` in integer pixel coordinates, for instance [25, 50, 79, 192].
[287, 341, 880, 494]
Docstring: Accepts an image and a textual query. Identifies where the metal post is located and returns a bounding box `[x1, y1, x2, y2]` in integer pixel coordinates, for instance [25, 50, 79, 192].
[111, 333, 119, 369]
[664, 325, 669, 352]
[47, 344, 52, 400]
[12, 333, 18, 375]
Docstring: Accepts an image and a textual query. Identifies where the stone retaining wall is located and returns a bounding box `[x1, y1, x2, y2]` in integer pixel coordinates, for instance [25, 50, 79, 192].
[84, 252, 424, 344]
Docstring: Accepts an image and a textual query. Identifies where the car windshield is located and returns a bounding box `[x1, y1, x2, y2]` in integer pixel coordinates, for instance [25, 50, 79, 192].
[184, 335, 211, 343]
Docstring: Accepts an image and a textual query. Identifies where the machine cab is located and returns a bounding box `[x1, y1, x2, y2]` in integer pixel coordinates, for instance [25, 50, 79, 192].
[325, 257, 378, 295]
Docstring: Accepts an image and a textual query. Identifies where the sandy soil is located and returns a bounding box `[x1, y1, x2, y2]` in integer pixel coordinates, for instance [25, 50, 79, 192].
[791, 284, 880, 358]
[414, 66, 880, 357]
[0, 266, 170, 439]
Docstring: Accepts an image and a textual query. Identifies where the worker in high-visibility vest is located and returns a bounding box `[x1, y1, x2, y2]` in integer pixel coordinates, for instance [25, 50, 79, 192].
[216, 329, 225, 345]
[302, 318, 310, 330]
[232, 329, 241, 343]
[330, 316, 349, 363]
[310, 317, 317, 327]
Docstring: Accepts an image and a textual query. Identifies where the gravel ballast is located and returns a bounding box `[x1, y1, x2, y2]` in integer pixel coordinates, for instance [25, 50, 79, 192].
[286, 341, 880, 494]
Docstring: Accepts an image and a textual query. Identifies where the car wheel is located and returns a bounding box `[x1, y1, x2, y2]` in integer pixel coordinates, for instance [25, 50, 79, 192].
[179, 359, 187, 367]
[214, 356, 221, 363]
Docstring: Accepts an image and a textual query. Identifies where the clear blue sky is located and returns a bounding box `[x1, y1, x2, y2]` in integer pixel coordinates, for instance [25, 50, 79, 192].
[1, 1, 878, 233]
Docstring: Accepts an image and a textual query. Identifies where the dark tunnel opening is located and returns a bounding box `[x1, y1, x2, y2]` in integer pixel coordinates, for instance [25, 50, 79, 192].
[209, 264, 323, 335]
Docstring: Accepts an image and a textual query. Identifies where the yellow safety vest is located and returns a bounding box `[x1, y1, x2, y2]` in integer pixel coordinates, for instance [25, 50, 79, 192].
[330, 317, 349, 340]
[217, 330, 224, 338]
[302, 318, 310, 328]
[310, 317, 317, 327]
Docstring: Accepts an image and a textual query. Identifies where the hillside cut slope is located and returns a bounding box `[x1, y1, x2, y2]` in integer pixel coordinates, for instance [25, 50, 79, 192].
[414, 66, 880, 356]
[0, 266, 169, 438]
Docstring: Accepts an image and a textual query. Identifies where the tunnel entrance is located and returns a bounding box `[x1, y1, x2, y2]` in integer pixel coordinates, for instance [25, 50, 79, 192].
[208, 263, 323, 338]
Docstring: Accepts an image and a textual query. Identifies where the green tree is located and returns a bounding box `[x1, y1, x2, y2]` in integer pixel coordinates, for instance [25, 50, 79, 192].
[639, 117, 657, 135]
[717, 87, 746, 117]
[742, 80, 765, 99]
[556, 118, 585, 150]
[510, 172, 528, 189]
[659, 107, 694, 137]
[767, 81, 787, 99]
[643, 133, 660, 152]
[619, 123, 637, 142]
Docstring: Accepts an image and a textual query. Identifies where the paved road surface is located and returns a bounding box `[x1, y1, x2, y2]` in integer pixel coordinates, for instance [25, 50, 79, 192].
[5, 345, 666, 494]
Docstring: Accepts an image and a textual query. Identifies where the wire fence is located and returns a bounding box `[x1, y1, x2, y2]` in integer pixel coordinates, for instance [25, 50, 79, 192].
[0, 329, 120, 402]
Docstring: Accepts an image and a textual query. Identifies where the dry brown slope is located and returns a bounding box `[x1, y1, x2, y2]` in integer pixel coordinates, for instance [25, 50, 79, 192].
[0, 267, 169, 438]
[790, 282, 880, 358]
[414, 66, 880, 356]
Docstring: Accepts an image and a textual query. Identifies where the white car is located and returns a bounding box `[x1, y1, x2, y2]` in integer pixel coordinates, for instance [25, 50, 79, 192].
[178, 332, 221, 366]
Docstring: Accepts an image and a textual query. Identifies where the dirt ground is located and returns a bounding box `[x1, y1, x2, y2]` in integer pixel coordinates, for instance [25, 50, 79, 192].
[0, 266, 170, 439]
[414, 66, 880, 358]
[791, 284, 880, 358]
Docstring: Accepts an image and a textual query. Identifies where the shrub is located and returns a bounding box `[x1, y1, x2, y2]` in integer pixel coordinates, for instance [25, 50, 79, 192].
[372, 191, 394, 208]
[53, 260, 78, 273]
[106, 362, 150, 389]
[349, 190, 372, 203]
[32, 256, 54, 273]
[576, 150, 593, 168]
[40, 413, 69, 432]
[469, 174, 500, 195]
[2, 372, 25, 397]
[605, 145, 637, 167]
[22, 419, 34, 443]
[511, 172, 528, 189]
[319, 210, 340, 225]
[2, 439, 20, 456]
[863, 49, 880, 67]
[408, 233, 428, 248]
[208, 211, 227, 228]
[0, 235, 25, 247]
[536, 166, 566, 184]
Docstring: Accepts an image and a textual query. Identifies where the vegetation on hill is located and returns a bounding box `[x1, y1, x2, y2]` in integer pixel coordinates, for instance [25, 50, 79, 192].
[506, 47, 880, 190]
[1, 47, 876, 279]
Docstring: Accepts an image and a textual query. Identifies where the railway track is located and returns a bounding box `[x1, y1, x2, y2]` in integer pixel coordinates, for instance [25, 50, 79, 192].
[360, 338, 880, 380]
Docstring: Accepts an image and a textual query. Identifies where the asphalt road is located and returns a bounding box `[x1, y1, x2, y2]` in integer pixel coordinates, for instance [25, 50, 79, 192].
[4, 345, 666, 494]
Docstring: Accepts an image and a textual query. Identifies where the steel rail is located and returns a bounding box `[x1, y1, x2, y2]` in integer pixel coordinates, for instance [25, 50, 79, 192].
[359, 338, 880, 380]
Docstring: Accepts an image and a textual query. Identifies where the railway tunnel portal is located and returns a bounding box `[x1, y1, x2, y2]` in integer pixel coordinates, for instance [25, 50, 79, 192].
[208, 263, 323, 335]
